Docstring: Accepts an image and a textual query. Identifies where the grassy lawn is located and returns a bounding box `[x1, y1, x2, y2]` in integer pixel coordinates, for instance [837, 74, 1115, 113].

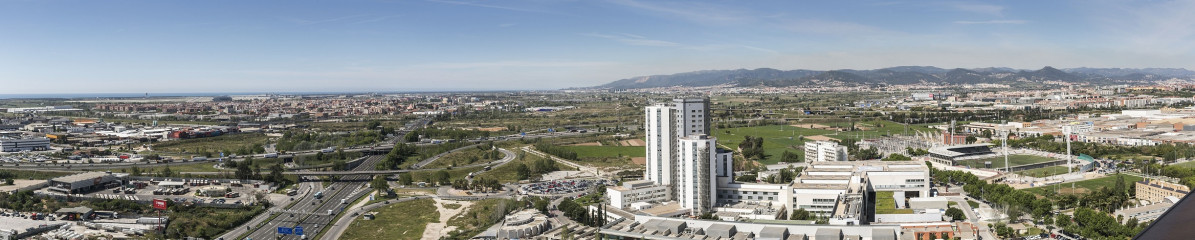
[712, 125, 835, 164]
[341, 198, 438, 240]
[152, 133, 271, 154]
[825, 120, 939, 141]
[564, 146, 645, 158]
[875, 191, 913, 214]
[477, 149, 578, 184]
[115, 162, 223, 174]
[967, 200, 979, 208]
[957, 154, 1058, 169]
[0, 169, 73, 180]
[1015, 166, 1074, 178]
[561, 146, 643, 167]
[1172, 161, 1195, 168]
[420, 148, 501, 169]
[1022, 174, 1144, 196]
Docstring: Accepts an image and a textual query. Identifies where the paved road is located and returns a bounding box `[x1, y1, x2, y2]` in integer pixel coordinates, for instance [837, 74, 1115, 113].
[219, 181, 318, 240]
[238, 155, 382, 240]
[945, 195, 997, 240]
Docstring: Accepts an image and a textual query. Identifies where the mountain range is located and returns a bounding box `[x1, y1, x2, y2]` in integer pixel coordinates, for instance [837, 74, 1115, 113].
[592, 66, 1195, 89]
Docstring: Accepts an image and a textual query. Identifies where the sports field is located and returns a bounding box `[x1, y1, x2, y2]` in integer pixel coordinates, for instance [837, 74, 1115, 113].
[956, 154, 1057, 169]
[1015, 166, 1075, 178]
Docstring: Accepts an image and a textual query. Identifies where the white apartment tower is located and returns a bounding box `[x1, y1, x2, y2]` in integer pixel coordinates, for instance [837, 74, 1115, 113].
[645, 104, 677, 186]
[677, 135, 718, 214]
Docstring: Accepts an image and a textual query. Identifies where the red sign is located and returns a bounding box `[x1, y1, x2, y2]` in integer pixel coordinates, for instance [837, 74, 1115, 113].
[153, 199, 167, 210]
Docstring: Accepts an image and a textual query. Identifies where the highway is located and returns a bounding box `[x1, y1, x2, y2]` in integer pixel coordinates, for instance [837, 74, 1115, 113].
[237, 155, 383, 240]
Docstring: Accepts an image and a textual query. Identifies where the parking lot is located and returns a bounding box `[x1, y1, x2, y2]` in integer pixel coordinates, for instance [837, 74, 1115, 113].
[38, 178, 264, 207]
[519, 179, 612, 196]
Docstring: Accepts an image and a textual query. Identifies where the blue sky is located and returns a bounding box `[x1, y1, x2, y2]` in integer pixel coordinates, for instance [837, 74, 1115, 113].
[2, 0, 1194, 94]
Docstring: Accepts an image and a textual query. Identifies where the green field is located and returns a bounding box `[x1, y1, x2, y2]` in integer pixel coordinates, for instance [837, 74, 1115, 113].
[341, 198, 438, 240]
[561, 146, 644, 167]
[1022, 174, 1144, 196]
[564, 146, 645, 158]
[712, 121, 937, 164]
[1171, 161, 1195, 168]
[1015, 166, 1075, 178]
[478, 149, 578, 184]
[875, 191, 913, 214]
[712, 125, 835, 164]
[957, 155, 1058, 169]
[152, 133, 271, 154]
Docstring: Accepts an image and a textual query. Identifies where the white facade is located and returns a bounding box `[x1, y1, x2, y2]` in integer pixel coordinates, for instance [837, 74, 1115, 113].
[607, 180, 671, 209]
[645, 104, 676, 186]
[677, 135, 718, 214]
[805, 141, 847, 162]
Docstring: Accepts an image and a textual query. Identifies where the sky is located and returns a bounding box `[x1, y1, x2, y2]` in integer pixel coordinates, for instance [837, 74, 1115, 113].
[2, 0, 1195, 94]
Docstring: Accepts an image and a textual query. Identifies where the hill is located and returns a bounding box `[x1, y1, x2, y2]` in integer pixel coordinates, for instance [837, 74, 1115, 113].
[591, 66, 1195, 89]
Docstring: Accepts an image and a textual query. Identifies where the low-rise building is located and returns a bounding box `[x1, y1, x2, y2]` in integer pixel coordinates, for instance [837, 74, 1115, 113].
[1137, 179, 1190, 204]
[48, 172, 124, 194]
[607, 180, 670, 210]
[805, 140, 847, 162]
[0, 137, 51, 152]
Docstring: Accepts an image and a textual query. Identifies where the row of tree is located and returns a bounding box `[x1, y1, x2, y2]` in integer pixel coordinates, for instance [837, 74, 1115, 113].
[738, 136, 766, 160]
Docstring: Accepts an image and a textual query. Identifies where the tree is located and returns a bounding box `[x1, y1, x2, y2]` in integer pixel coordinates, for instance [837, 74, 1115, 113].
[965, 136, 977, 144]
[945, 207, 966, 221]
[398, 173, 413, 185]
[160, 166, 174, 177]
[434, 170, 450, 185]
[790, 208, 812, 220]
[235, 159, 253, 180]
[883, 153, 912, 161]
[370, 175, 388, 191]
[515, 163, 531, 180]
[268, 164, 285, 183]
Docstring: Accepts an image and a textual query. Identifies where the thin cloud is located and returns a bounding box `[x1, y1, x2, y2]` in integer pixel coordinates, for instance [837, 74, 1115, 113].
[948, 2, 1005, 16]
[277, 14, 372, 25]
[582, 33, 682, 47]
[425, 0, 553, 14]
[415, 60, 619, 69]
[606, 0, 754, 25]
[582, 33, 778, 54]
[954, 20, 1028, 24]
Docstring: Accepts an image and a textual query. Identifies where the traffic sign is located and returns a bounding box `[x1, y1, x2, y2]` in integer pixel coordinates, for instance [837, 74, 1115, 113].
[294, 226, 304, 235]
[277, 227, 292, 235]
[152, 199, 168, 210]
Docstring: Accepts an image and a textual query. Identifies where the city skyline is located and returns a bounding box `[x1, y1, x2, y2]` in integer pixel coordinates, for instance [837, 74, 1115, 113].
[3, 0, 1195, 94]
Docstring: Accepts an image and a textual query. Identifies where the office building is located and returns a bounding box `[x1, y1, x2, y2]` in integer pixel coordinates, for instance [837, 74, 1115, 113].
[0, 137, 51, 152]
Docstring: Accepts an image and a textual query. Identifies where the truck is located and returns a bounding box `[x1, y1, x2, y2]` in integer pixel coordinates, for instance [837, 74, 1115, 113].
[264, 153, 279, 158]
[321, 147, 336, 153]
[314, 191, 324, 199]
[341, 198, 347, 204]
[286, 189, 298, 196]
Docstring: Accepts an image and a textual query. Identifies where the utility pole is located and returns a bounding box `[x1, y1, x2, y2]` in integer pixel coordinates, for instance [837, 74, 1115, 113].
[1065, 124, 1073, 174]
[1003, 130, 1010, 173]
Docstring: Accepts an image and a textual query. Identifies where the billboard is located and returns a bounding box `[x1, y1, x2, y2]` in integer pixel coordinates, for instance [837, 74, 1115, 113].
[153, 199, 168, 210]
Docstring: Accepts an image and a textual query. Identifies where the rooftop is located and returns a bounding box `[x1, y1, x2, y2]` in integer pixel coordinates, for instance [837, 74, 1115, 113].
[51, 172, 112, 183]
